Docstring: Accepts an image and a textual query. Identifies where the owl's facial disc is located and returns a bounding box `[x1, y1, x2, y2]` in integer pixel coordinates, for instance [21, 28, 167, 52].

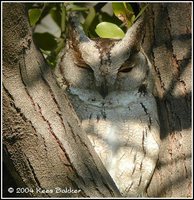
[72, 39, 143, 98]
[69, 14, 146, 98]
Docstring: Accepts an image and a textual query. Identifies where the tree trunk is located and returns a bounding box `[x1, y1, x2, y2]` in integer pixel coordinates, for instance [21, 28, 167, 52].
[3, 3, 120, 198]
[3, 3, 191, 198]
[143, 3, 191, 197]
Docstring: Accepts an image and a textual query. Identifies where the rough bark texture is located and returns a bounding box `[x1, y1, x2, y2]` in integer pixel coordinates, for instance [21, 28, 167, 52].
[143, 3, 191, 197]
[2, 2, 192, 198]
[3, 3, 121, 198]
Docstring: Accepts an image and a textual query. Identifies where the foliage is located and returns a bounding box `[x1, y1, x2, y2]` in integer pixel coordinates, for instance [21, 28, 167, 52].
[28, 2, 148, 68]
[95, 22, 125, 39]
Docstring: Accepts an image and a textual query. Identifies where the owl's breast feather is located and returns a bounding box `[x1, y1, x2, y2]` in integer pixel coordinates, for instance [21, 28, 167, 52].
[69, 87, 154, 108]
[68, 86, 160, 197]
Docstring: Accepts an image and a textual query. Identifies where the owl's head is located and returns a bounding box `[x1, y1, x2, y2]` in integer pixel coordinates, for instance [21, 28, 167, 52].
[56, 13, 152, 99]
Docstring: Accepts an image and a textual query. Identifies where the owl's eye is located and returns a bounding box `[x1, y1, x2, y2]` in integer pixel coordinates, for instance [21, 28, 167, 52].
[75, 62, 93, 72]
[119, 60, 135, 73]
[73, 48, 93, 72]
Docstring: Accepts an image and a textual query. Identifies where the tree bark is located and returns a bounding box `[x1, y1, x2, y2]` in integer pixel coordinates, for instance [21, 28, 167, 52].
[3, 2, 192, 198]
[143, 3, 191, 197]
[3, 3, 120, 198]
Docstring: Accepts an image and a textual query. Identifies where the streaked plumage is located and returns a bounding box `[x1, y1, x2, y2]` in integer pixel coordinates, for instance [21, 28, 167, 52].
[54, 14, 160, 197]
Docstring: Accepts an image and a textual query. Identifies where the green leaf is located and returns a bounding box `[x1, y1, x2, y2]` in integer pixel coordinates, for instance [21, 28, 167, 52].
[95, 22, 125, 39]
[67, 4, 89, 12]
[112, 3, 126, 17]
[112, 2, 135, 28]
[55, 38, 65, 55]
[28, 8, 42, 26]
[131, 14, 136, 24]
[33, 32, 57, 51]
[50, 8, 61, 28]
[123, 3, 133, 13]
[83, 7, 96, 34]
[60, 3, 66, 34]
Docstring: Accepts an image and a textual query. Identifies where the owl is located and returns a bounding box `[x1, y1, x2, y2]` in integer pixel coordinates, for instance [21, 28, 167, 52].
[54, 13, 160, 197]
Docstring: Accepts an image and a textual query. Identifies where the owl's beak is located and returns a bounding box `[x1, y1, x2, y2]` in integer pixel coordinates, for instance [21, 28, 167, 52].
[97, 83, 108, 98]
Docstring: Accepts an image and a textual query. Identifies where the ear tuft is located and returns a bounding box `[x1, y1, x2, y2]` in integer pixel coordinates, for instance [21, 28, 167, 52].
[111, 15, 146, 61]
